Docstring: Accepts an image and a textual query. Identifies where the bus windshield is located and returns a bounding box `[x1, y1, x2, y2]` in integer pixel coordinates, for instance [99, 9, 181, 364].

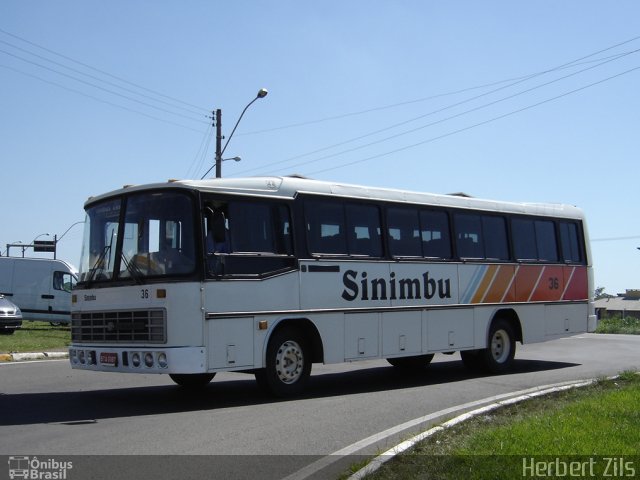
[78, 191, 197, 284]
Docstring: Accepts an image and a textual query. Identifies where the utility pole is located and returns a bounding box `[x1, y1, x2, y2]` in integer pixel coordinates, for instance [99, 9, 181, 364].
[214, 108, 223, 179]
[200, 89, 268, 180]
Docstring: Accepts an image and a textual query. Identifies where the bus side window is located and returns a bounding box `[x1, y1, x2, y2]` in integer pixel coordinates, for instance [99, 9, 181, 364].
[512, 218, 558, 262]
[421, 210, 452, 259]
[346, 204, 382, 257]
[559, 221, 583, 263]
[387, 207, 422, 257]
[305, 200, 347, 255]
[454, 214, 484, 259]
[482, 216, 509, 260]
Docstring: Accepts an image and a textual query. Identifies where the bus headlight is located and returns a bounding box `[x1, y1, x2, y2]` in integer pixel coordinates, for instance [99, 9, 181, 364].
[131, 352, 141, 368]
[78, 350, 86, 365]
[144, 352, 154, 368]
[157, 353, 168, 369]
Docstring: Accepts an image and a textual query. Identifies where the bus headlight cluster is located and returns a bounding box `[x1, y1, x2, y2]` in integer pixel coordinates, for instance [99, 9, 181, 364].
[69, 349, 96, 366]
[70, 348, 169, 370]
[127, 351, 168, 370]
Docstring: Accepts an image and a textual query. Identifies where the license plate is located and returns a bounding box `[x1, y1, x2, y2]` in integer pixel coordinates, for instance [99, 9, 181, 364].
[100, 352, 118, 367]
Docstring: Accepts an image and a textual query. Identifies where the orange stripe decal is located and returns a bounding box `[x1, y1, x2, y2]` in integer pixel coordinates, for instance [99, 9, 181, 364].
[562, 266, 588, 300]
[472, 265, 498, 303]
[485, 265, 516, 303]
[515, 265, 543, 302]
[530, 265, 564, 301]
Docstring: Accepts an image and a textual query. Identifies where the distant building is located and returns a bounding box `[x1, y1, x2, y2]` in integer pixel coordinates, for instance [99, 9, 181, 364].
[594, 289, 640, 319]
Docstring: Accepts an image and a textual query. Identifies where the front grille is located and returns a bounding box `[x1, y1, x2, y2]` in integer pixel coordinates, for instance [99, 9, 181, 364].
[72, 309, 166, 344]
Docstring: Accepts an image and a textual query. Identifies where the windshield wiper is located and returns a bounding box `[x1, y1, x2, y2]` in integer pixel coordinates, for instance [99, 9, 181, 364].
[85, 244, 111, 287]
[120, 253, 145, 285]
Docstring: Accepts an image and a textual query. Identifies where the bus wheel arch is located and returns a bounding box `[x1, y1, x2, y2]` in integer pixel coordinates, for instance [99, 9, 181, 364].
[481, 311, 521, 373]
[255, 318, 323, 397]
[462, 309, 521, 373]
[492, 308, 523, 343]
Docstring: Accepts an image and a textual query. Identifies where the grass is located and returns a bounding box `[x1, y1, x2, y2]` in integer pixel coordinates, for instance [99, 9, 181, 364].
[595, 315, 640, 334]
[362, 372, 640, 480]
[0, 320, 70, 353]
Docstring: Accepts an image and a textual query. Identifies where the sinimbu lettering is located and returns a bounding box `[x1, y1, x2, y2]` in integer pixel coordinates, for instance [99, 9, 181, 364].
[342, 270, 452, 301]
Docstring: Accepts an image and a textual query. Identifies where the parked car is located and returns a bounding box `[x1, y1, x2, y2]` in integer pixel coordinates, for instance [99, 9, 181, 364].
[0, 294, 22, 334]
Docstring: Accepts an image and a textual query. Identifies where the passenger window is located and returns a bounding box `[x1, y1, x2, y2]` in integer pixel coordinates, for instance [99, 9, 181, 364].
[346, 204, 382, 257]
[560, 222, 583, 263]
[454, 214, 484, 259]
[454, 213, 508, 260]
[512, 218, 558, 262]
[483, 216, 509, 260]
[535, 220, 558, 262]
[233, 203, 294, 255]
[305, 200, 346, 255]
[512, 219, 537, 260]
[387, 208, 422, 257]
[420, 210, 452, 259]
[204, 199, 294, 277]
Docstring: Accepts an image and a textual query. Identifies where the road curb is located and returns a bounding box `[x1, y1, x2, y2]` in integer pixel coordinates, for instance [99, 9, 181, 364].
[0, 351, 69, 362]
[347, 379, 596, 480]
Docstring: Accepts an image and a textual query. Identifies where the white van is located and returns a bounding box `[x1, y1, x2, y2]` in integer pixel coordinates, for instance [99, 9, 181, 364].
[0, 257, 77, 324]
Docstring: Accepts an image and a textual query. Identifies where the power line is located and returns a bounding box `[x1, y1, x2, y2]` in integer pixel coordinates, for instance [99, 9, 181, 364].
[0, 27, 209, 114]
[244, 48, 639, 176]
[238, 34, 640, 137]
[0, 48, 209, 124]
[234, 36, 640, 177]
[303, 65, 640, 176]
[0, 38, 208, 118]
[185, 125, 215, 179]
[0, 63, 206, 133]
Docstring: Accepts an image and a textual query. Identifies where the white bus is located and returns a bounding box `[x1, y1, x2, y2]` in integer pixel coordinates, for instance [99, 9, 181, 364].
[69, 176, 595, 396]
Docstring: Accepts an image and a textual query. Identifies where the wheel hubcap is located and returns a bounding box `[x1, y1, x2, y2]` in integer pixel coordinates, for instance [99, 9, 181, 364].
[491, 329, 510, 363]
[275, 340, 304, 384]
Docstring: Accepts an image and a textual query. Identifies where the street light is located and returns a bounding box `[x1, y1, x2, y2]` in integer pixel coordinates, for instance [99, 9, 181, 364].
[53, 220, 85, 259]
[26, 233, 50, 257]
[200, 88, 268, 179]
[222, 156, 242, 164]
[200, 157, 243, 180]
[3, 240, 22, 257]
[33, 233, 50, 241]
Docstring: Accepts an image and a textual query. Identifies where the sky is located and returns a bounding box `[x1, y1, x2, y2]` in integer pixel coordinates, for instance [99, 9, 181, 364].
[1, 1, 639, 295]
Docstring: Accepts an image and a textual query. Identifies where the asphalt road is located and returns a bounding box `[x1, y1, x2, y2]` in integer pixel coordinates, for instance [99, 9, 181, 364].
[1, 333, 638, 480]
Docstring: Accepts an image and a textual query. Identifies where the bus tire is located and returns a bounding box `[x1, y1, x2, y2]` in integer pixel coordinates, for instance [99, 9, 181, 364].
[480, 319, 516, 373]
[255, 327, 311, 397]
[387, 354, 434, 369]
[169, 373, 215, 388]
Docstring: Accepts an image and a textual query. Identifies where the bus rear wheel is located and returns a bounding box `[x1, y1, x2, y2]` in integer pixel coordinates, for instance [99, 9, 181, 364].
[480, 319, 516, 373]
[387, 354, 434, 369]
[255, 328, 311, 397]
[169, 373, 215, 388]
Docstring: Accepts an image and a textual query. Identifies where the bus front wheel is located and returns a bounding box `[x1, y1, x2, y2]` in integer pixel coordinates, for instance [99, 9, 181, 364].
[255, 328, 311, 397]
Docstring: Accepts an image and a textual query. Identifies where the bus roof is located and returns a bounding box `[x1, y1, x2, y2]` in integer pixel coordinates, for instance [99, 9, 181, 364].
[86, 176, 585, 220]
